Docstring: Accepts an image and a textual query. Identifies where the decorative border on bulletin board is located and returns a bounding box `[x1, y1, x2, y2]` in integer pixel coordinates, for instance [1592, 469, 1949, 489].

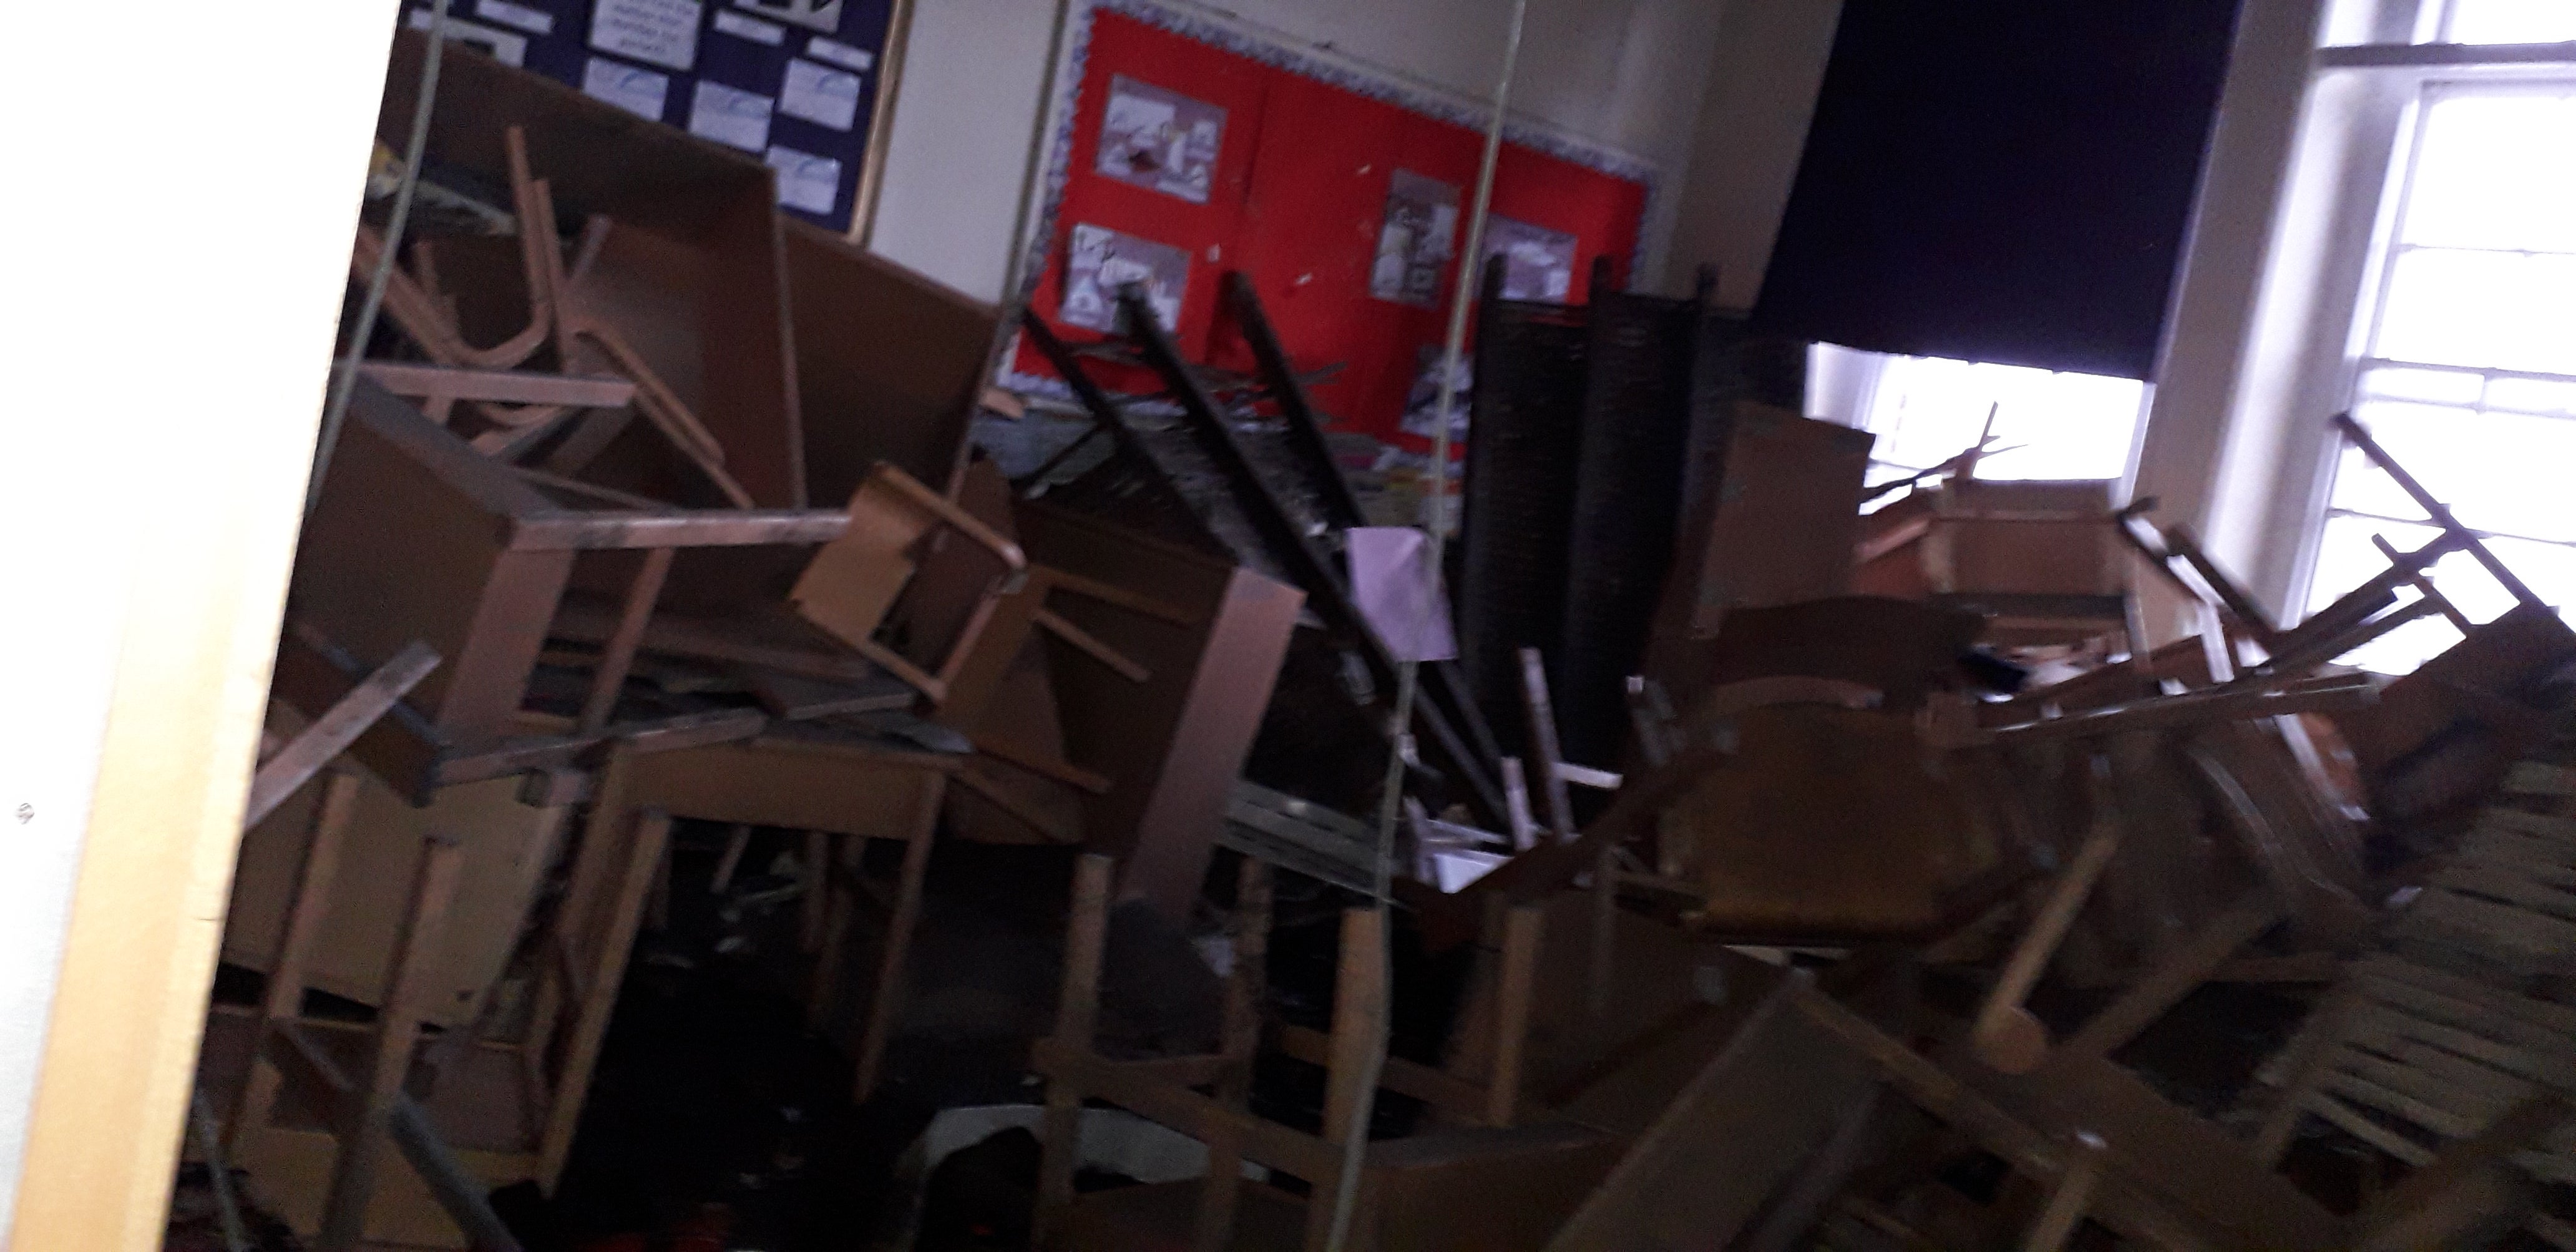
[1002, 0, 1660, 396]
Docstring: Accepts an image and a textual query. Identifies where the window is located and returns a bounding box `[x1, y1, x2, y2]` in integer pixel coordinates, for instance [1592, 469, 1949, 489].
[1808, 344, 2149, 504]
[2301, 74, 2576, 673]
[2432, 0, 2576, 44]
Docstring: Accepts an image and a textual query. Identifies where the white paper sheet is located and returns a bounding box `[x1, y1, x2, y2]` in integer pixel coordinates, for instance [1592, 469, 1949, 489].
[474, 0, 555, 36]
[407, 9, 528, 65]
[803, 35, 874, 72]
[778, 57, 862, 131]
[712, 9, 786, 44]
[1347, 527, 1457, 662]
[589, 0, 701, 72]
[582, 56, 669, 120]
[765, 145, 842, 214]
[731, 0, 842, 34]
[689, 79, 773, 150]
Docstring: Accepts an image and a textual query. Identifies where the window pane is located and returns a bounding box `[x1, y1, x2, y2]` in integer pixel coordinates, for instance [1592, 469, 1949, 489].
[2403, 94, 2576, 253]
[2339, 403, 2576, 542]
[1976, 369, 2145, 479]
[1863, 356, 2002, 471]
[2445, 0, 2576, 43]
[2482, 534, 2576, 623]
[2309, 514, 2439, 612]
[2340, 612, 2468, 675]
[2374, 250, 2576, 374]
[1860, 353, 2143, 481]
[2306, 519, 2576, 674]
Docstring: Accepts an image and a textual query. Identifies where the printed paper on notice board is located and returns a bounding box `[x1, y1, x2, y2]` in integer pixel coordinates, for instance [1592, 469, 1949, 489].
[1095, 76, 1225, 205]
[1061, 223, 1189, 334]
[590, 0, 701, 72]
[780, 57, 863, 131]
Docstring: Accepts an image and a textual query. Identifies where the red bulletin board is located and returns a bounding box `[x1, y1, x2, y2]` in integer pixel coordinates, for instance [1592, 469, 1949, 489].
[1012, 7, 1651, 449]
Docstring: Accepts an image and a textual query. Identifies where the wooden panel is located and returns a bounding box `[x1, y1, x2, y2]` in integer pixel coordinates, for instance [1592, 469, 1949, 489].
[783, 219, 998, 500]
[288, 381, 570, 744]
[1940, 479, 2121, 597]
[1543, 982, 1879, 1251]
[1360, 1123, 1624, 1252]
[1664, 704, 1994, 937]
[1676, 405, 1873, 630]
[223, 769, 562, 1030]
[622, 735, 952, 839]
[1020, 504, 1304, 918]
[1973, 1052, 2341, 1251]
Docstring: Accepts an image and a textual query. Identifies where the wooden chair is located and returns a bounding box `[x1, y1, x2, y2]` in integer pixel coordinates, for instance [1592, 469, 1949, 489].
[213, 745, 671, 1250]
[1856, 477, 2130, 651]
[198, 640, 540, 1251]
[1959, 675, 2379, 1075]
[217, 800, 520, 1251]
[374, 29, 804, 510]
[2247, 760, 2576, 1250]
[792, 460, 1028, 705]
[2119, 412, 2547, 681]
[1034, 856, 1618, 1251]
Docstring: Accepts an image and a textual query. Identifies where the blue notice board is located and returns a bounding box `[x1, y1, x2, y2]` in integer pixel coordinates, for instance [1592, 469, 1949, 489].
[404, 0, 901, 234]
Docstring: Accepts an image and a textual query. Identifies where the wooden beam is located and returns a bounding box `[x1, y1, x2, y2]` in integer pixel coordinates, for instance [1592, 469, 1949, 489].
[1035, 607, 1152, 682]
[1033, 1038, 1342, 1183]
[243, 641, 439, 828]
[512, 508, 849, 551]
[576, 547, 673, 731]
[1986, 672, 2378, 745]
[2054, 893, 2283, 1064]
[358, 361, 635, 409]
[316, 834, 466, 1251]
[973, 734, 1112, 795]
[1276, 1025, 1490, 1122]
[1036, 856, 1115, 1243]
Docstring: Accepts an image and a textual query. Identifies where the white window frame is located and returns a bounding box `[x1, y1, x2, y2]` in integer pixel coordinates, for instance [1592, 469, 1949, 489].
[2301, 74, 2576, 633]
[2224, 0, 2576, 628]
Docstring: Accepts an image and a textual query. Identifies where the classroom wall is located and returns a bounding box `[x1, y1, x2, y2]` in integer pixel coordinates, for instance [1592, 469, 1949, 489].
[0, 3, 399, 1244]
[1661, 0, 1845, 311]
[867, 0, 1752, 303]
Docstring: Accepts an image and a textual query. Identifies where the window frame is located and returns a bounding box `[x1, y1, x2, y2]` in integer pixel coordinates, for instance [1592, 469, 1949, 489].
[2274, 3, 2576, 650]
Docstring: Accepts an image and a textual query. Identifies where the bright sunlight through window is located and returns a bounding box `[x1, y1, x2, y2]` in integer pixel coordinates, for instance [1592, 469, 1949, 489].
[2306, 82, 2576, 674]
[2434, 0, 2576, 44]
[1849, 355, 2147, 496]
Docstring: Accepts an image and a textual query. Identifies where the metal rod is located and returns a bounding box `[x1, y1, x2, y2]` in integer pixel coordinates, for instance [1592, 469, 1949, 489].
[306, 0, 451, 520]
[1330, 3, 1530, 1247]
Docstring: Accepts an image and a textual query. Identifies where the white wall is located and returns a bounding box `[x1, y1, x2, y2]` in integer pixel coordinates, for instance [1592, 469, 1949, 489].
[868, 0, 1737, 303]
[0, 4, 397, 1243]
[1662, 0, 1844, 311]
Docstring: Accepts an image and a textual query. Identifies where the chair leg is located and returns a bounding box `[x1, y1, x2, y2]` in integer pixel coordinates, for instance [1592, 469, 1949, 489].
[537, 809, 674, 1188]
[1304, 908, 1390, 1252]
[231, 771, 361, 1150]
[316, 834, 467, 1251]
[807, 836, 853, 1029]
[854, 776, 945, 1102]
[1486, 904, 1544, 1128]
[710, 823, 753, 894]
[1036, 856, 1115, 1245]
[801, 829, 831, 952]
[1194, 858, 1273, 1252]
